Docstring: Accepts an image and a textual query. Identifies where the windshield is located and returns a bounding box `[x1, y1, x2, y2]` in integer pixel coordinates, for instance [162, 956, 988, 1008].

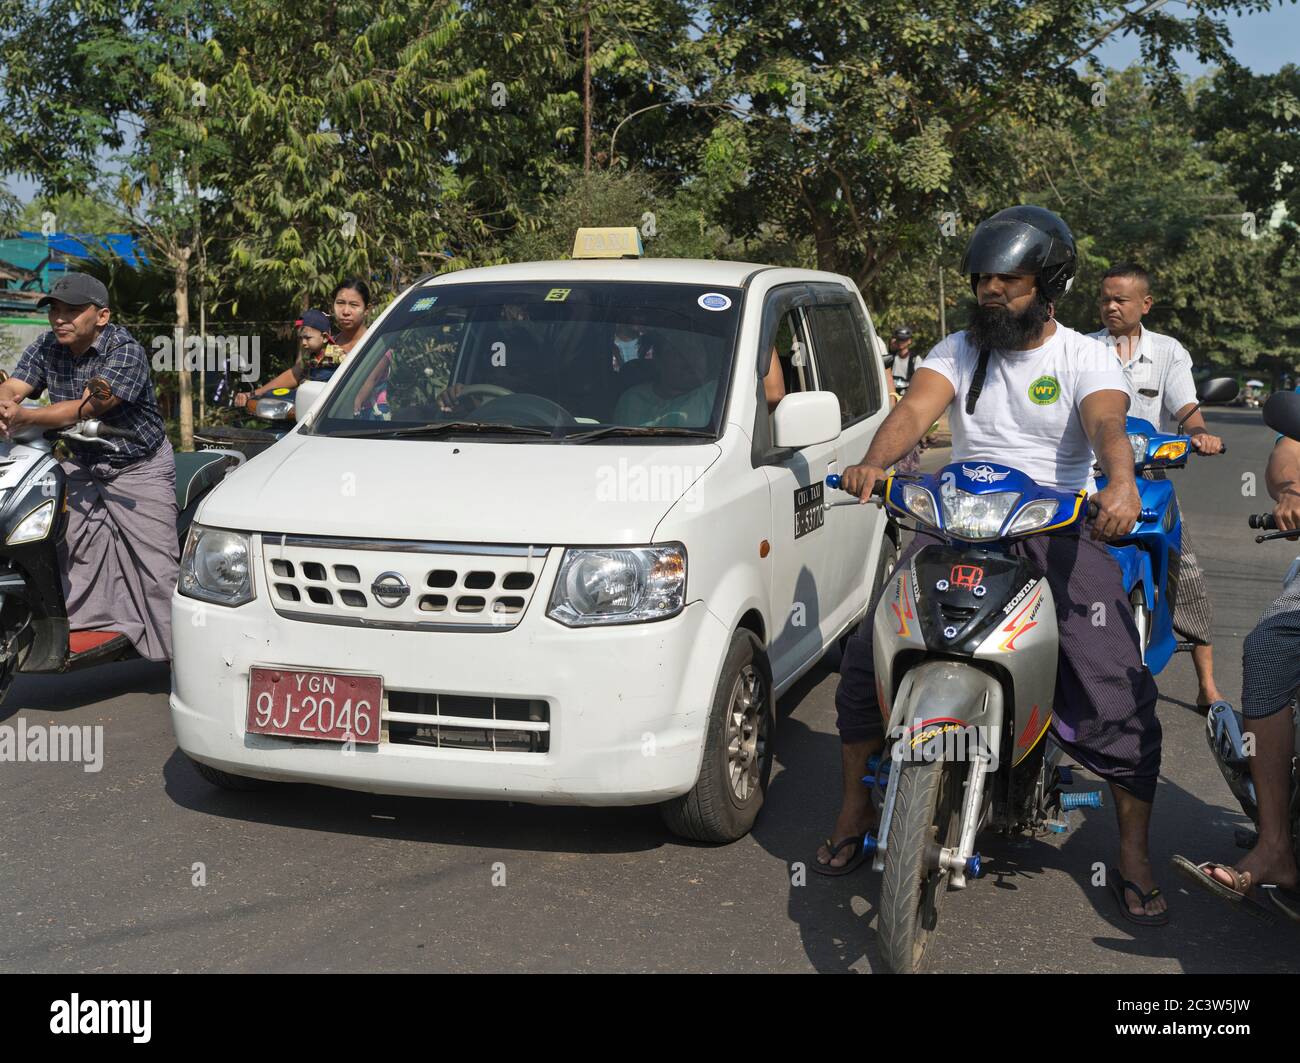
[310, 280, 743, 440]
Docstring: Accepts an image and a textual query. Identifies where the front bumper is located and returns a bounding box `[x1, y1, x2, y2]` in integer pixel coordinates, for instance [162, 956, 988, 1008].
[169, 548, 728, 806]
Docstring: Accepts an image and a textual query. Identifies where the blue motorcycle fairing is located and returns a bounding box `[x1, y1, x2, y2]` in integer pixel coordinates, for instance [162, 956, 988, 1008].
[1126, 416, 1192, 469]
[885, 461, 1086, 543]
[1097, 450, 1184, 674]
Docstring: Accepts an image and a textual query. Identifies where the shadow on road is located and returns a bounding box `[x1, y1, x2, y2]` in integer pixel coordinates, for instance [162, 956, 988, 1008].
[161, 746, 670, 858]
[2, 659, 171, 721]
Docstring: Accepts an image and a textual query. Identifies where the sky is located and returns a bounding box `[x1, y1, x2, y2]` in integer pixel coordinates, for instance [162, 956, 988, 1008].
[4, 2, 1298, 208]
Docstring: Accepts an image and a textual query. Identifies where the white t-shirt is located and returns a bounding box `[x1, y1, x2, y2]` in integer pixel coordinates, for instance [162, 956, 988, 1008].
[918, 323, 1128, 491]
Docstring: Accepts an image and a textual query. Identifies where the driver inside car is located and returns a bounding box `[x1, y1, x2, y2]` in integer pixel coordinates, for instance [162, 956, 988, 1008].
[612, 332, 719, 427]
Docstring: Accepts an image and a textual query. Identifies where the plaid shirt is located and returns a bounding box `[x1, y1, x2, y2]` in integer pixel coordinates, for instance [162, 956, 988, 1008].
[1088, 325, 1198, 433]
[14, 323, 166, 467]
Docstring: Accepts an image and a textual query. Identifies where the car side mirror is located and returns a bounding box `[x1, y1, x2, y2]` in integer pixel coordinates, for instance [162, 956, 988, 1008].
[773, 391, 841, 449]
[294, 380, 328, 420]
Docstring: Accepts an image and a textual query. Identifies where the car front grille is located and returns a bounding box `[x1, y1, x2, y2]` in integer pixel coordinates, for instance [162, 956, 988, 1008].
[385, 690, 550, 753]
[260, 534, 550, 630]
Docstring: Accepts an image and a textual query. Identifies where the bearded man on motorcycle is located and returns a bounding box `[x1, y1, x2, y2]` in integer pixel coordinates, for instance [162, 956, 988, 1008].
[816, 207, 1169, 924]
[0, 273, 178, 661]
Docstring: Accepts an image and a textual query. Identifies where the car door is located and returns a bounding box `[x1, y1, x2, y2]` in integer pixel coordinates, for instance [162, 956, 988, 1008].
[804, 290, 890, 630]
[756, 289, 843, 687]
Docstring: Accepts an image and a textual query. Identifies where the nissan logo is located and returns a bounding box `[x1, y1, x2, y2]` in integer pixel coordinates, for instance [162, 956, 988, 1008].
[370, 571, 411, 608]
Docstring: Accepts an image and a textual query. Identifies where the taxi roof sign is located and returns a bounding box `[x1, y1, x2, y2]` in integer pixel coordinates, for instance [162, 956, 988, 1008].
[572, 226, 644, 259]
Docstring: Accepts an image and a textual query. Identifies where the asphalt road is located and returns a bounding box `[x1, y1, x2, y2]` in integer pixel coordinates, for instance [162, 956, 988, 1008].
[2, 406, 1297, 973]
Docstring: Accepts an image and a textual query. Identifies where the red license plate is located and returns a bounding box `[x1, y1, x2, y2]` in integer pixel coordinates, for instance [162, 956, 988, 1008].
[246, 667, 383, 744]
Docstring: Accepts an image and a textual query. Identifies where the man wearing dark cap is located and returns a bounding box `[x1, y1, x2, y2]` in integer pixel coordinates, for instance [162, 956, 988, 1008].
[0, 272, 178, 661]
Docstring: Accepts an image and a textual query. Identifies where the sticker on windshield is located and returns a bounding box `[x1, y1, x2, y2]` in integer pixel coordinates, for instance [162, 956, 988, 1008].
[410, 296, 438, 311]
[545, 288, 572, 302]
[697, 292, 732, 312]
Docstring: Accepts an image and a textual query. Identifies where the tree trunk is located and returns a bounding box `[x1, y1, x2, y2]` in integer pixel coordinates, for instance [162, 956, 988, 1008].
[583, 9, 592, 174]
[173, 247, 193, 452]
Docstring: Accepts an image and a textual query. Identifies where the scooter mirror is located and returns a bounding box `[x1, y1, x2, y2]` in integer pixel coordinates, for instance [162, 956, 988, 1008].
[87, 377, 113, 402]
[0, 370, 8, 385]
[1263, 390, 1300, 443]
[1196, 376, 1239, 406]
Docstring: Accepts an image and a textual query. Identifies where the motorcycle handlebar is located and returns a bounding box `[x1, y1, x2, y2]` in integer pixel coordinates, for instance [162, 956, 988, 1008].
[1086, 500, 1159, 524]
[1249, 513, 1278, 531]
[95, 424, 137, 441]
[825, 473, 886, 499]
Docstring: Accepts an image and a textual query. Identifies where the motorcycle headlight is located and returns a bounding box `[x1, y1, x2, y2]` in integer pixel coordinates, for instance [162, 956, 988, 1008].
[1128, 433, 1150, 465]
[1005, 498, 1060, 537]
[547, 544, 686, 626]
[6, 499, 55, 545]
[254, 397, 294, 421]
[179, 525, 255, 606]
[941, 490, 1020, 540]
[901, 483, 938, 528]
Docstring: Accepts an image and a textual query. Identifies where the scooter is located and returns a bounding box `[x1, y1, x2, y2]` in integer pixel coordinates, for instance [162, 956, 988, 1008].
[0, 375, 242, 699]
[198, 365, 336, 459]
[1093, 376, 1239, 671]
[1205, 390, 1300, 876]
[825, 463, 1105, 973]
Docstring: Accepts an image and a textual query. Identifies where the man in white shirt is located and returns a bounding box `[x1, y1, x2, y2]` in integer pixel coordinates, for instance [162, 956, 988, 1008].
[1090, 263, 1225, 710]
[818, 207, 1168, 925]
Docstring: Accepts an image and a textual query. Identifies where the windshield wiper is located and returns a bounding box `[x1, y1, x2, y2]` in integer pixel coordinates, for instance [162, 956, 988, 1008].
[329, 420, 554, 439]
[562, 425, 716, 443]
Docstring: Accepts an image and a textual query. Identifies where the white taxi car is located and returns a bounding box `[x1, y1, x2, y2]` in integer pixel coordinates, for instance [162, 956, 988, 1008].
[170, 229, 895, 841]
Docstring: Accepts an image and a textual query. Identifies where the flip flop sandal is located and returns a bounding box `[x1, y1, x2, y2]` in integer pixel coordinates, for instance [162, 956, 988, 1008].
[1170, 855, 1275, 922]
[1260, 884, 1300, 924]
[812, 835, 869, 878]
[1108, 866, 1169, 926]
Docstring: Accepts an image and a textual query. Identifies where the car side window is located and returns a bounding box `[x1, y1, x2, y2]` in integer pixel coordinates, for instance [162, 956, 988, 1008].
[772, 309, 816, 399]
[808, 303, 876, 426]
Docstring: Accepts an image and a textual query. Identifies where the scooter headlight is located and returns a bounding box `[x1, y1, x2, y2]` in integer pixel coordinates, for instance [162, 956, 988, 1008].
[6, 499, 55, 545]
[1005, 498, 1060, 537]
[179, 525, 256, 606]
[1128, 433, 1150, 465]
[547, 544, 686, 626]
[900, 484, 938, 528]
[941, 490, 1020, 540]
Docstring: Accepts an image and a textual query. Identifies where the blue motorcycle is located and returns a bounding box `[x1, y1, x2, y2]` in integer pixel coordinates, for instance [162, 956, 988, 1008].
[1093, 376, 1238, 673]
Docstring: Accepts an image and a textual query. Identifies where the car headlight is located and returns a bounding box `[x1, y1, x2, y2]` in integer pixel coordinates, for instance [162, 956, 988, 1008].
[1004, 498, 1060, 537]
[941, 490, 1020, 540]
[547, 544, 686, 626]
[1128, 433, 1150, 464]
[6, 499, 55, 545]
[179, 525, 255, 606]
[901, 483, 939, 528]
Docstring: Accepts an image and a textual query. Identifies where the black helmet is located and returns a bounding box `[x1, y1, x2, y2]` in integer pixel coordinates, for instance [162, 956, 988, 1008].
[892, 326, 913, 340]
[960, 206, 1077, 303]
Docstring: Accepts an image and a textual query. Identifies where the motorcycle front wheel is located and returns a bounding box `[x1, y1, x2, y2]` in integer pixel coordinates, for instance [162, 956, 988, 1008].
[879, 757, 966, 974]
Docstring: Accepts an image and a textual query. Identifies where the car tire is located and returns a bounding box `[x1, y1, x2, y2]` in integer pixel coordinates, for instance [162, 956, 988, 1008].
[659, 629, 775, 844]
[190, 756, 275, 792]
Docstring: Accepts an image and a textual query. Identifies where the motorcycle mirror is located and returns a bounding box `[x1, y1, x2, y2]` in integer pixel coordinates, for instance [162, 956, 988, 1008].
[0, 370, 8, 385]
[1195, 376, 1239, 406]
[1264, 390, 1300, 443]
[88, 377, 113, 402]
